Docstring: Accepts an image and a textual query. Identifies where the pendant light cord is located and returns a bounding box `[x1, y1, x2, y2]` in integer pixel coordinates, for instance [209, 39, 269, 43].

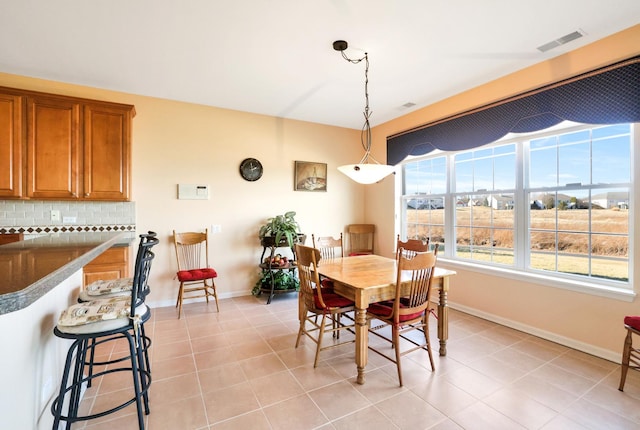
[340, 51, 379, 165]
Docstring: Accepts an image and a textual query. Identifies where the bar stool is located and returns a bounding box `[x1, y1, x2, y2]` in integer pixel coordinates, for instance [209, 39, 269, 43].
[78, 232, 157, 387]
[51, 233, 158, 429]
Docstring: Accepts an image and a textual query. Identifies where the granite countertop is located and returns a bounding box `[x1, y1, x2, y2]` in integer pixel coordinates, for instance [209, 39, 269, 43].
[0, 231, 136, 314]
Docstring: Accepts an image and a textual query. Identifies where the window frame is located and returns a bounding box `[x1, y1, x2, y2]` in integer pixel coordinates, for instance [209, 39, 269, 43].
[397, 122, 637, 301]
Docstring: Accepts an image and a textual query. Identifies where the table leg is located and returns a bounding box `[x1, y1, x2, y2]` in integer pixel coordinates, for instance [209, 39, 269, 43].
[354, 306, 368, 384]
[437, 278, 449, 356]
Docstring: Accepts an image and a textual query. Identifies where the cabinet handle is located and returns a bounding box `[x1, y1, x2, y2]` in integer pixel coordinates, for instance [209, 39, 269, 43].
[84, 193, 90, 197]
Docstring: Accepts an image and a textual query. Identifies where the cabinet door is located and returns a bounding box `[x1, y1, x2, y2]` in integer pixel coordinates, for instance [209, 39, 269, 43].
[26, 96, 81, 199]
[83, 246, 130, 287]
[0, 93, 24, 198]
[83, 104, 133, 200]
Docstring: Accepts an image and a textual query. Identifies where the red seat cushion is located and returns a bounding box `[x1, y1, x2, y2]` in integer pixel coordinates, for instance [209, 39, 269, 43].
[624, 316, 640, 331]
[177, 268, 217, 282]
[320, 278, 335, 292]
[368, 301, 424, 322]
[313, 290, 353, 309]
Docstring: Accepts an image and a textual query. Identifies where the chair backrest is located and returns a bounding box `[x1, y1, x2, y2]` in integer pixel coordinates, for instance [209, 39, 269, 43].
[312, 233, 344, 259]
[130, 232, 159, 311]
[346, 224, 375, 255]
[391, 245, 439, 324]
[295, 243, 325, 310]
[396, 234, 430, 260]
[173, 229, 209, 271]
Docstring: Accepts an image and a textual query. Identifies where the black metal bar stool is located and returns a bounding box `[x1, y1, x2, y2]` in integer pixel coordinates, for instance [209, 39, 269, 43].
[51, 233, 158, 429]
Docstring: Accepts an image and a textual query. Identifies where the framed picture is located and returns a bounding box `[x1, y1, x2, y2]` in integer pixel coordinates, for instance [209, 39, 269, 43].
[294, 161, 327, 192]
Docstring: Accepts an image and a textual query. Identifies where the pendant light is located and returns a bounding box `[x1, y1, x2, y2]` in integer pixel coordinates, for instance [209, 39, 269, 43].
[334, 40, 395, 184]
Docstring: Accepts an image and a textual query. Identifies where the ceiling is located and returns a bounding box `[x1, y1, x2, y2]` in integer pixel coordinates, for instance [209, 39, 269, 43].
[1, 1, 638, 129]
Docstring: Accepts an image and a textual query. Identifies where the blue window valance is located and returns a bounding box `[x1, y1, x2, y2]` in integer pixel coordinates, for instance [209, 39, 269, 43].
[386, 56, 640, 165]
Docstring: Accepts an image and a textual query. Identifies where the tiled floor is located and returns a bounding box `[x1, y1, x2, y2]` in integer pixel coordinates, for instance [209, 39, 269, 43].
[75, 294, 640, 429]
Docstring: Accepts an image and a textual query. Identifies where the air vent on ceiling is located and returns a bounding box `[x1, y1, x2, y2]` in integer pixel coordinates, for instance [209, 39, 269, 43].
[400, 102, 416, 109]
[537, 30, 585, 52]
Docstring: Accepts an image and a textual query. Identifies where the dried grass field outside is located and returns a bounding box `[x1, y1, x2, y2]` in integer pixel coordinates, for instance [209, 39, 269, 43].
[406, 207, 629, 281]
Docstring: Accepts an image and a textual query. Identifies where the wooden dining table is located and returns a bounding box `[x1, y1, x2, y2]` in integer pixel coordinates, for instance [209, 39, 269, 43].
[316, 254, 456, 385]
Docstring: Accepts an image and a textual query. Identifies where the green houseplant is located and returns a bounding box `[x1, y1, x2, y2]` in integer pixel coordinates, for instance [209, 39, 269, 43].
[258, 211, 302, 248]
[252, 269, 299, 296]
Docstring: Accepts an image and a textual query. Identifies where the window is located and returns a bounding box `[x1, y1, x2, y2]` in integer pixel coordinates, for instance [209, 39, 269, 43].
[401, 123, 633, 292]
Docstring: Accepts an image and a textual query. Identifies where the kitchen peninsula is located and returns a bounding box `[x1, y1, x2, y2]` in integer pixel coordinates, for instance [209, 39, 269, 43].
[0, 231, 134, 430]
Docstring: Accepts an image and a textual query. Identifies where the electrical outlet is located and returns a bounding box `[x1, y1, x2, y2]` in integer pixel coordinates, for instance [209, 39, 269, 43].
[211, 225, 222, 233]
[63, 216, 77, 224]
[50, 210, 60, 221]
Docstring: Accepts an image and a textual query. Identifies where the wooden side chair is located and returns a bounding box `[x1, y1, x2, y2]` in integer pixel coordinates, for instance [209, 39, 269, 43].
[619, 315, 640, 391]
[312, 233, 344, 260]
[312, 233, 343, 291]
[346, 224, 375, 256]
[173, 229, 219, 318]
[294, 244, 355, 367]
[367, 246, 439, 386]
[396, 234, 430, 259]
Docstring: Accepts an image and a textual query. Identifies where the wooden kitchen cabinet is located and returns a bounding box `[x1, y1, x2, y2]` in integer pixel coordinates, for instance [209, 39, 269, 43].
[83, 104, 132, 200]
[26, 95, 82, 199]
[0, 86, 134, 201]
[0, 93, 24, 198]
[83, 246, 130, 287]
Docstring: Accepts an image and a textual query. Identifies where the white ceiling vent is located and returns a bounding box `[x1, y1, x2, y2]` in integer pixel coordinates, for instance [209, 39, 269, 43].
[537, 30, 586, 52]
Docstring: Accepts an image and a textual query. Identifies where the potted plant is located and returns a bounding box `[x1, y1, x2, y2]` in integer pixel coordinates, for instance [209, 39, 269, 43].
[258, 211, 305, 248]
[251, 269, 300, 296]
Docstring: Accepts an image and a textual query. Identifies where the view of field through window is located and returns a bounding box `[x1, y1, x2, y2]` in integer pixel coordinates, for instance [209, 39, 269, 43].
[402, 123, 631, 285]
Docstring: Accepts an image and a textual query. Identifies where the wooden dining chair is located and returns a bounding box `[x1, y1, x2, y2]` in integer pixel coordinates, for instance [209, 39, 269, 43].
[367, 245, 439, 386]
[396, 234, 430, 259]
[173, 229, 219, 318]
[619, 315, 640, 391]
[346, 224, 375, 256]
[312, 233, 343, 291]
[294, 243, 355, 367]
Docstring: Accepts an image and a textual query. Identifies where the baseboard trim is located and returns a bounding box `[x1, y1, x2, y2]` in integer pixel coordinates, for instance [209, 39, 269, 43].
[449, 302, 621, 364]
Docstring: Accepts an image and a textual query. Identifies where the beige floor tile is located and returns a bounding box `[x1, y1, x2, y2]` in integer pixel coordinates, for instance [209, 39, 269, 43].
[249, 370, 305, 407]
[238, 352, 287, 380]
[331, 405, 399, 430]
[152, 339, 192, 361]
[561, 397, 639, 429]
[484, 387, 558, 429]
[375, 390, 446, 429]
[308, 380, 371, 420]
[210, 410, 272, 429]
[203, 381, 260, 424]
[529, 363, 596, 396]
[443, 366, 504, 399]
[410, 376, 477, 416]
[198, 362, 247, 393]
[262, 393, 328, 430]
[510, 374, 579, 412]
[148, 372, 202, 407]
[146, 395, 208, 430]
[450, 402, 525, 429]
[152, 354, 196, 381]
[290, 361, 345, 391]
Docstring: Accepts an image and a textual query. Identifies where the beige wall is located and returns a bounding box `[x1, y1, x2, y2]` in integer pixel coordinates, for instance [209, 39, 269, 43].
[0, 72, 369, 305]
[370, 25, 640, 360]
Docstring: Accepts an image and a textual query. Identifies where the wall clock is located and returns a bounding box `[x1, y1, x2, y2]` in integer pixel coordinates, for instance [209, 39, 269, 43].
[239, 158, 263, 182]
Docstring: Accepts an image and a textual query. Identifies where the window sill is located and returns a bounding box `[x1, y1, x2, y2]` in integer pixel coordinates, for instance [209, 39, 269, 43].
[438, 258, 636, 302]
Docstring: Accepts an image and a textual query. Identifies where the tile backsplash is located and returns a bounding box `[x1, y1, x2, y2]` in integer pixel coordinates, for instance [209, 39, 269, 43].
[0, 200, 135, 234]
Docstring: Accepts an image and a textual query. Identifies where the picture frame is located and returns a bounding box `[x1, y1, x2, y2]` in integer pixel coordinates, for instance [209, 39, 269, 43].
[294, 161, 327, 192]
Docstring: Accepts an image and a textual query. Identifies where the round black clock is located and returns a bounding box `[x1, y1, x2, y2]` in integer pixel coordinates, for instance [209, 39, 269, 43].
[239, 158, 263, 181]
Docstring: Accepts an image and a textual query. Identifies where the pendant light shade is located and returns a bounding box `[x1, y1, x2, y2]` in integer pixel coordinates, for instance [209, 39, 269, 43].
[337, 163, 396, 184]
[334, 40, 395, 185]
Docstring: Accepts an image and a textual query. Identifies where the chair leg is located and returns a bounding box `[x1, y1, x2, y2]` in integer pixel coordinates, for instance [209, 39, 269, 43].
[210, 280, 220, 312]
[393, 325, 403, 387]
[295, 315, 306, 348]
[423, 316, 435, 371]
[619, 329, 633, 391]
[313, 314, 327, 368]
[176, 283, 184, 318]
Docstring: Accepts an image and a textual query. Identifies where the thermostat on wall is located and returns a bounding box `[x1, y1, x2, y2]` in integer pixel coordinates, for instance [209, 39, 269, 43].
[177, 184, 209, 200]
